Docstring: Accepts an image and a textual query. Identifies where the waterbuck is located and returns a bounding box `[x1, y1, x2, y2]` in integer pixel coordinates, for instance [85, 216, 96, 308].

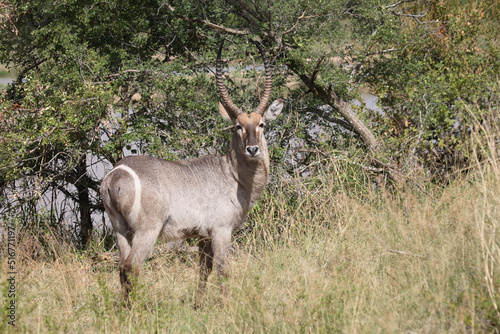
[100, 40, 283, 304]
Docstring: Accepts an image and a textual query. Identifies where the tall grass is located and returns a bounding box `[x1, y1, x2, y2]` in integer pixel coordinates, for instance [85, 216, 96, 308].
[1, 131, 499, 333]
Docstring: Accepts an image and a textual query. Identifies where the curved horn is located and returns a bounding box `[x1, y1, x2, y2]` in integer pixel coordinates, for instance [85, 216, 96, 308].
[250, 39, 273, 115]
[216, 40, 242, 118]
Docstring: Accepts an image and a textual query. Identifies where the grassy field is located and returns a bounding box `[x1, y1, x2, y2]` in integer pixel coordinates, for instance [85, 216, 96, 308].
[1, 141, 499, 332]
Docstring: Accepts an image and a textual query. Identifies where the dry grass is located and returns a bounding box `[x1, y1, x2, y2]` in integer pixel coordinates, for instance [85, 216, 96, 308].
[1, 137, 499, 333]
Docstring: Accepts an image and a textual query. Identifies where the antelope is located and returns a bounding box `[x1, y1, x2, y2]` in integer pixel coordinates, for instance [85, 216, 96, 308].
[100, 40, 283, 304]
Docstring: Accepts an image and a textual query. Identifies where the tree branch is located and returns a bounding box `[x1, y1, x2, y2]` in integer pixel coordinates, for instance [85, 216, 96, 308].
[303, 107, 353, 132]
[233, 0, 266, 22]
[281, 1, 320, 40]
[384, 0, 417, 9]
[167, 4, 250, 36]
[179, 16, 250, 35]
[287, 58, 381, 153]
[365, 47, 402, 57]
[311, 53, 328, 86]
[228, 0, 264, 30]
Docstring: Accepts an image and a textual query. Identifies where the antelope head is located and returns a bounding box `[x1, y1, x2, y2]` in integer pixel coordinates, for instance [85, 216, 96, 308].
[216, 40, 283, 159]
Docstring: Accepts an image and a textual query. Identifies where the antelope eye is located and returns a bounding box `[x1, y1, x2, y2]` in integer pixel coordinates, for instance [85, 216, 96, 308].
[235, 124, 243, 131]
[259, 123, 265, 128]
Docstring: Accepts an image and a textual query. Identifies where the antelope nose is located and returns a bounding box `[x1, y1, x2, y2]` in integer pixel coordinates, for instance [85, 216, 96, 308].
[246, 146, 260, 156]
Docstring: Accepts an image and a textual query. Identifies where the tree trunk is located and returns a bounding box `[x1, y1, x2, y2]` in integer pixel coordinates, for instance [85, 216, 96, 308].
[286, 57, 406, 186]
[77, 184, 92, 246]
[75, 160, 93, 246]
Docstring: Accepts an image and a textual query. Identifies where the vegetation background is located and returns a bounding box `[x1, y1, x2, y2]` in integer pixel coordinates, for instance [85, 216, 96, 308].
[0, 0, 499, 332]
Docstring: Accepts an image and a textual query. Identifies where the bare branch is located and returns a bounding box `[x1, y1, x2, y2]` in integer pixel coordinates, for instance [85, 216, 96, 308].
[311, 53, 328, 86]
[302, 107, 353, 132]
[281, 1, 321, 40]
[287, 57, 381, 152]
[384, 0, 417, 9]
[103, 69, 151, 79]
[167, 4, 250, 36]
[180, 16, 250, 35]
[247, 51, 261, 100]
[365, 47, 401, 57]
[235, 0, 266, 22]
[234, 7, 259, 31]
[393, 10, 428, 18]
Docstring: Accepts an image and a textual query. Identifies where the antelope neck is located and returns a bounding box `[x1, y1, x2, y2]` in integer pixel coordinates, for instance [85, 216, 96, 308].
[227, 133, 270, 196]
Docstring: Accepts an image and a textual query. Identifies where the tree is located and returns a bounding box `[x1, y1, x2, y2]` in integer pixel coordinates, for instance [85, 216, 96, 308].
[172, 0, 498, 181]
[365, 0, 500, 180]
[0, 0, 224, 245]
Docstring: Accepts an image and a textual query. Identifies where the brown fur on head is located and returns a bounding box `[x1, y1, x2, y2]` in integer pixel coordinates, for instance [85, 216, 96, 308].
[219, 99, 283, 158]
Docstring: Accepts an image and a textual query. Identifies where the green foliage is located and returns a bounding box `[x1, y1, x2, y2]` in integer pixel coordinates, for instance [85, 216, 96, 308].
[0, 0, 230, 245]
[365, 0, 500, 178]
[1, 0, 499, 246]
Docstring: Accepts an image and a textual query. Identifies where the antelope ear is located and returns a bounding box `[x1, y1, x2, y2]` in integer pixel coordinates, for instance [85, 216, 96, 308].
[263, 99, 284, 122]
[218, 101, 233, 123]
